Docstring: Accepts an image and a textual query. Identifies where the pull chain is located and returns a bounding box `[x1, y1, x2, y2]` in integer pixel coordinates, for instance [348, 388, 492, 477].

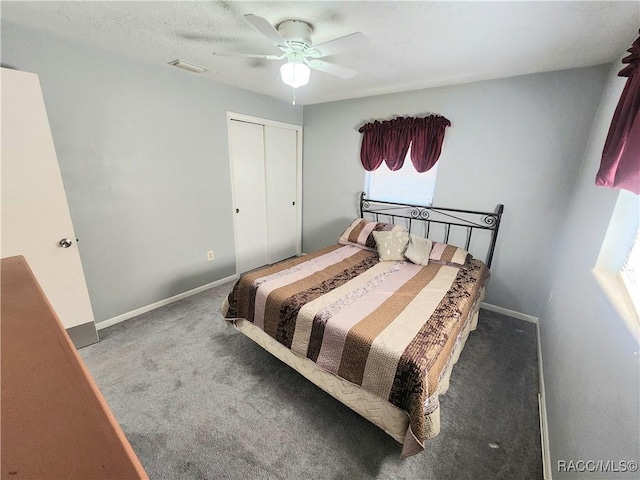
[292, 87, 296, 106]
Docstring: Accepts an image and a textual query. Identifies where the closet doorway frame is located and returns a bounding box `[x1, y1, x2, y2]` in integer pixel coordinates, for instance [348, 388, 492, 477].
[227, 112, 303, 275]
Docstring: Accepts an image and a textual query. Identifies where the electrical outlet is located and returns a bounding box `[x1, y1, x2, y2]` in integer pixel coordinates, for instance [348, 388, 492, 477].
[207, 250, 214, 261]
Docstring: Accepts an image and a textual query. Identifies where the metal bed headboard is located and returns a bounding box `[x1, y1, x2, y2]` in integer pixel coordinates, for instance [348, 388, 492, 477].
[359, 192, 504, 268]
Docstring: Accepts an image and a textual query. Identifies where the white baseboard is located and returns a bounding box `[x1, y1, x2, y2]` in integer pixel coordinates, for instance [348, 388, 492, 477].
[96, 274, 238, 331]
[537, 323, 553, 480]
[480, 302, 539, 324]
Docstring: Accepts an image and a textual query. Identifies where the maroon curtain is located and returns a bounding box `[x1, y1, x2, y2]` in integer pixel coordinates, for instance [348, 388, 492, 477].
[359, 115, 451, 172]
[410, 115, 452, 173]
[359, 122, 385, 171]
[382, 117, 413, 171]
[596, 33, 640, 195]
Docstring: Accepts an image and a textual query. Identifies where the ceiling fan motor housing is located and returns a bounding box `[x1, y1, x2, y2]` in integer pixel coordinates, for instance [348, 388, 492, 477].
[238, 14, 362, 82]
[277, 20, 313, 50]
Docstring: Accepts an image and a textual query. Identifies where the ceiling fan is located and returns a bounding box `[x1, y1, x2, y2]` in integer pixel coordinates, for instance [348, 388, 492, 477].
[215, 14, 369, 89]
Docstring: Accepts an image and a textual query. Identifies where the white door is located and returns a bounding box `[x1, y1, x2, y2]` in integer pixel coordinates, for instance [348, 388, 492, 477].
[1, 68, 96, 333]
[265, 126, 298, 264]
[229, 119, 268, 273]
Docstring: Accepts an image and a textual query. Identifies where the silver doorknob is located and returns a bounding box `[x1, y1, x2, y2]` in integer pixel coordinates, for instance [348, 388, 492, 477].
[59, 238, 72, 248]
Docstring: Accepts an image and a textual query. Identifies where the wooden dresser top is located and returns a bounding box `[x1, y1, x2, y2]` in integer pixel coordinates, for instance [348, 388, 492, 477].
[1, 256, 147, 480]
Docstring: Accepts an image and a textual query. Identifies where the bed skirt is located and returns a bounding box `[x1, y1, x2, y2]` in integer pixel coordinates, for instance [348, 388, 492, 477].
[221, 287, 485, 453]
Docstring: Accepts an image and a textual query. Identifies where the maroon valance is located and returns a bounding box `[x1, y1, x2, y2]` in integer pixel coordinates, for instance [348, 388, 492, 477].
[358, 115, 451, 172]
[596, 32, 640, 195]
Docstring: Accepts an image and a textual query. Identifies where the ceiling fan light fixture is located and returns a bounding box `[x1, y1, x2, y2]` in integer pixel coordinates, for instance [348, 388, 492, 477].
[280, 61, 310, 88]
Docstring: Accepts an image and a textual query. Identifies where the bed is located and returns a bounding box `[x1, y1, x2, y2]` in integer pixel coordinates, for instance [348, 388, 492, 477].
[222, 193, 504, 457]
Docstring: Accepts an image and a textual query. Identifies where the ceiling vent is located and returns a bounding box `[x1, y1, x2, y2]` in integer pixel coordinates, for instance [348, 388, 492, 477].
[168, 59, 207, 74]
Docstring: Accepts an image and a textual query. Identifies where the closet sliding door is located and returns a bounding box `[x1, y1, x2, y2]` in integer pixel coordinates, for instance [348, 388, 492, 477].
[265, 126, 298, 264]
[228, 120, 268, 274]
[228, 114, 302, 275]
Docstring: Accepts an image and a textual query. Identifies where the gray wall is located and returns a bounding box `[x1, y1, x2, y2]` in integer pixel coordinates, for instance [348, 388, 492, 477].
[302, 66, 609, 317]
[539, 60, 640, 478]
[1, 20, 302, 323]
[5, 17, 638, 475]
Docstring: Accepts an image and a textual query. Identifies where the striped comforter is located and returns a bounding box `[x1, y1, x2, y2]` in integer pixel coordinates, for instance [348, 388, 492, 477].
[224, 244, 489, 455]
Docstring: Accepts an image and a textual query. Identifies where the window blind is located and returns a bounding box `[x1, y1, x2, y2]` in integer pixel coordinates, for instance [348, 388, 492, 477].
[620, 228, 640, 320]
[365, 148, 438, 207]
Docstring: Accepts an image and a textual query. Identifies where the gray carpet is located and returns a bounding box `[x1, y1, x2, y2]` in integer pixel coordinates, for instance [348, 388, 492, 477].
[80, 282, 542, 480]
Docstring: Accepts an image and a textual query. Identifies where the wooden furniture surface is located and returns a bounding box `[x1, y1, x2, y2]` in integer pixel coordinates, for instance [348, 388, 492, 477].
[1, 256, 148, 480]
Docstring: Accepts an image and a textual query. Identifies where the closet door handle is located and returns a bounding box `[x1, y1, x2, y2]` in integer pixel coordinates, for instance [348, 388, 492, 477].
[236, 208, 240, 213]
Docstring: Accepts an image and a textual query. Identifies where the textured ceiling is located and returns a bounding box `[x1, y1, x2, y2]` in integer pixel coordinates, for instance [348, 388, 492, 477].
[2, 1, 639, 105]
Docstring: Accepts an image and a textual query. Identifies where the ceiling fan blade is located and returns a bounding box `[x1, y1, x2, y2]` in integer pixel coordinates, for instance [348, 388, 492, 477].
[310, 32, 369, 58]
[308, 60, 357, 79]
[244, 14, 288, 50]
[213, 52, 284, 60]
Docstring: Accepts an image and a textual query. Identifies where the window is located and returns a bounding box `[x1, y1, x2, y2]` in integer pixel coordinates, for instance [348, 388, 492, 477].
[364, 147, 438, 206]
[620, 229, 640, 319]
[593, 191, 640, 341]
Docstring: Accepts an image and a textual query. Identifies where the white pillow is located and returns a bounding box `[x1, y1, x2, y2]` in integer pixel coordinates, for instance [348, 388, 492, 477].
[372, 230, 410, 261]
[404, 235, 433, 266]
